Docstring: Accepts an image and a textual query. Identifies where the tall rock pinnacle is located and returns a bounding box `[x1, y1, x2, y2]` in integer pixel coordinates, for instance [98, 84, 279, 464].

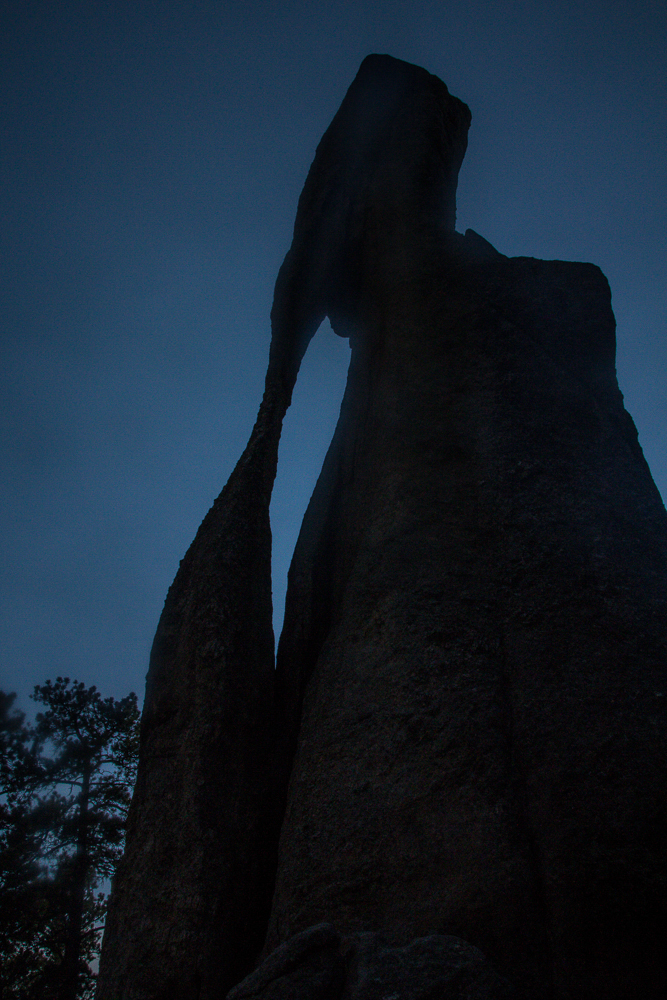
[97, 55, 667, 1000]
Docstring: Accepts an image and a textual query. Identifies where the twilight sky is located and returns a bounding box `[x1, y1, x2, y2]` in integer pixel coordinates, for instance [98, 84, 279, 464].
[2, 0, 665, 712]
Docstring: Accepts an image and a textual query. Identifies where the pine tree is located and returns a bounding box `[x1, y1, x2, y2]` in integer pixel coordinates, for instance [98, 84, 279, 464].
[0, 680, 139, 1000]
[0, 691, 56, 998]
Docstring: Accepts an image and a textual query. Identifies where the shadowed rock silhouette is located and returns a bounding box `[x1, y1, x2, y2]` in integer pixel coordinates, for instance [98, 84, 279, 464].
[97, 55, 667, 1000]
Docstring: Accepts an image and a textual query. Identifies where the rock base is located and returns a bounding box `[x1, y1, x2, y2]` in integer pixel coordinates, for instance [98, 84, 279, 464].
[228, 924, 519, 1000]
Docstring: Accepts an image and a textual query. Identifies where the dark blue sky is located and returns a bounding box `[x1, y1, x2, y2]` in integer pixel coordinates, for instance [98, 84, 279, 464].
[2, 0, 665, 711]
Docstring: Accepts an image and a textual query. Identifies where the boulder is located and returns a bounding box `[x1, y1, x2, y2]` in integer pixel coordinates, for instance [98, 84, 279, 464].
[227, 925, 518, 1000]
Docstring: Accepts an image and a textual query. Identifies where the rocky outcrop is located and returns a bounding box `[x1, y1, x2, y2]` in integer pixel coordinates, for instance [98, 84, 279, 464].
[97, 54, 667, 1000]
[267, 230, 667, 997]
[96, 55, 471, 1000]
[227, 924, 517, 1000]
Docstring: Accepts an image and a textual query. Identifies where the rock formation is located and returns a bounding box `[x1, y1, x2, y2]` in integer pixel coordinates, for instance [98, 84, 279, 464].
[97, 55, 667, 1000]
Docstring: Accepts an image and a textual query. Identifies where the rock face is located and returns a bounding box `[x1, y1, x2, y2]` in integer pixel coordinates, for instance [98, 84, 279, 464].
[227, 923, 517, 1000]
[96, 54, 471, 1000]
[97, 55, 667, 1000]
[267, 235, 667, 998]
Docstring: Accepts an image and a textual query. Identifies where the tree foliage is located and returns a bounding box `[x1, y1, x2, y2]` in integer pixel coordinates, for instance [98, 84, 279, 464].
[0, 679, 139, 1000]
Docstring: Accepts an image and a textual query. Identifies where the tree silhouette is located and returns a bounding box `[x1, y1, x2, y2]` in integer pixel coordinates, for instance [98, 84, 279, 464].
[0, 679, 139, 1000]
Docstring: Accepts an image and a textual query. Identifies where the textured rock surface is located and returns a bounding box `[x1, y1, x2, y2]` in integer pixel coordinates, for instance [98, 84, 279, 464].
[227, 924, 517, 1000]
[267, 230, 667, 997]
[227, 924, 344, 1000]
[98, 54, 667, 1000]
[95, 389, 283, 1000]
[96, 55, 470, 1000]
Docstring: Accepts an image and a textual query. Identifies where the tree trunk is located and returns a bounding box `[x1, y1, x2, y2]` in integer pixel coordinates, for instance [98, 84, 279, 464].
[59, 755, 91, 1000]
